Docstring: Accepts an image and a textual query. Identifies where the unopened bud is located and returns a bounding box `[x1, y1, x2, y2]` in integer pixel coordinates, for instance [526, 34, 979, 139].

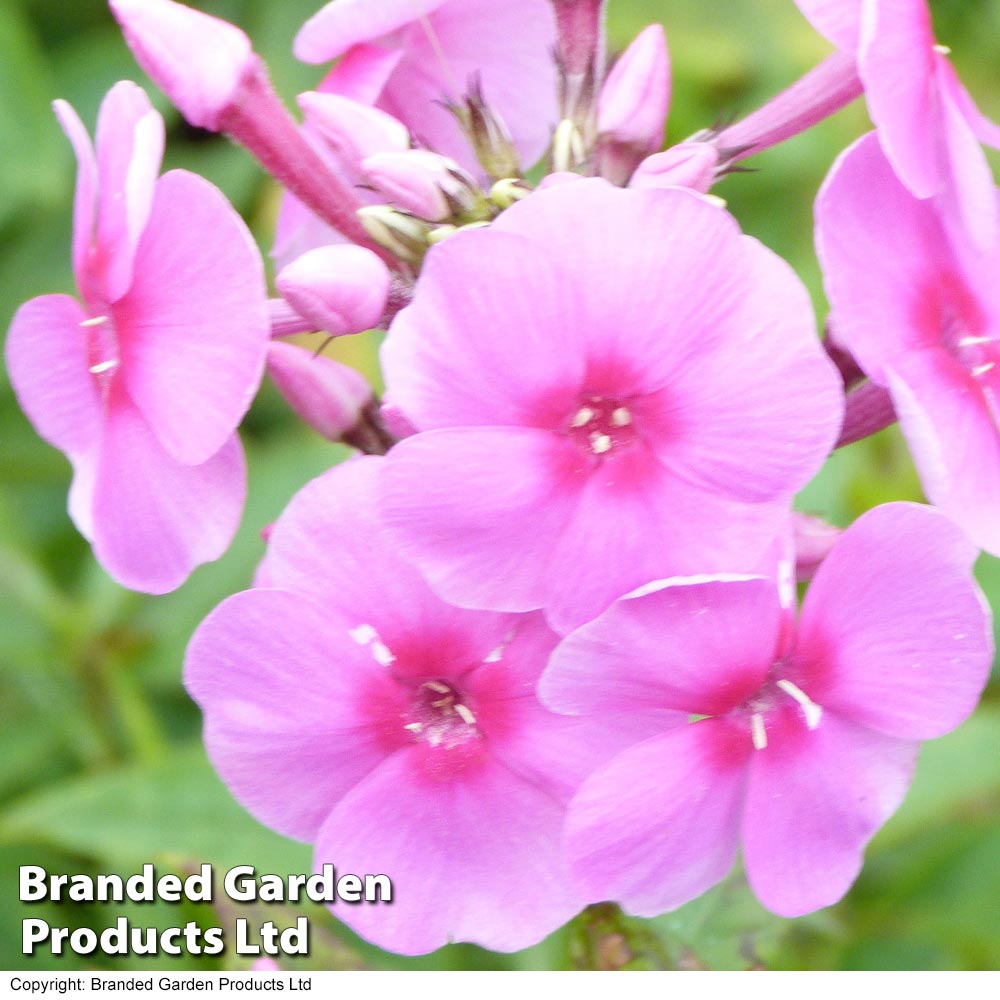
[110, 0, 258, 131]
[629, 142, 719, 194]
[276, 245, 391, 337]
[362, 150, 481, 222]
[455, 78, 521, 182]
[357, 205, 432, 265]
[597, 24, 670, 182]
[298, 92, 410, 169]
[267, 341, 373, 445]
[489, 177, 531, 209]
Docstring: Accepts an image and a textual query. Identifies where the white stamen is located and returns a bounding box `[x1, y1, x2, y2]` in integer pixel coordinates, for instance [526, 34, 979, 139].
[590, 432, 613, 454]
[349, 624, 395, 666]
[424, 681, 450, 694]
[349, 624, 377, 645]
[454, 703, 476, 725]
[750, 713, 768, 750]
[431, 698, 453, 711]
[483, 646, 504, 663]
[958, 335, 992, 347]
[88, 360, 118, 375]
[611, 407, 631, 427]
[776, 679, 823, 730]
[572, 406, 595, 427]
[704, 194, 727, 209]
[403, 722, 423, 733]
[972, 362, 996, 377]
[80, 315, 108, 328]
[371, 640, 395, 666]
[933, 43, 951, 55]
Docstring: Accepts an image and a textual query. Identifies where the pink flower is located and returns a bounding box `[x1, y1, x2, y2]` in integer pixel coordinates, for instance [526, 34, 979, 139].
[5, 82, 269, 593]
[540, 502, 992, 917]
[378, 180, 843, 633]
[293, 0, 558, 173]
[816, 132, 1000, 554]
[794, 0, 1000, 248]
[185, 457, 654, 955]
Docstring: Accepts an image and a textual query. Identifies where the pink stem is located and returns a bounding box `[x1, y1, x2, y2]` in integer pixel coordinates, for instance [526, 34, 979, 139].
[836, 381, 897, 448]
[716, 51, 863, 161]
[550, 0, 605, 78]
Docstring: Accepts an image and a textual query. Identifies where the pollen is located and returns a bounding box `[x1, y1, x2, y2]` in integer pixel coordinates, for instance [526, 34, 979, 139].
[572, 406, 595, 427]
[89, 360, 119, 375]
[611, 407, 632, 426]
[590, 432, 613, 454]
[80, 315, 109, 328]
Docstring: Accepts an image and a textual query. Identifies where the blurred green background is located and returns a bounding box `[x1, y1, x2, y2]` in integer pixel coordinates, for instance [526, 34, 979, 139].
[2, 0, 1000, 972]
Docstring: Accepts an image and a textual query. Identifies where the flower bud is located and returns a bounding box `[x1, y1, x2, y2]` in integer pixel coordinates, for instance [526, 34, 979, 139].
[362, 150, 480, 222]
[276, 245, 391, 337]
[298, 92, 410, 170]
[109, 0, 258, 131]
[454, 79, 521, 182]
[596, 24, 670, 184]
[267, 341, 373, 444]
[357, 205, 432, 265]
[628, 142, 718, 194]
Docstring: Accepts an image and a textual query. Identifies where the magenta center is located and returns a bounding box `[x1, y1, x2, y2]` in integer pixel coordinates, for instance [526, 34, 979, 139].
[403, 679, 480, 751]
[565, 395, 638, 456]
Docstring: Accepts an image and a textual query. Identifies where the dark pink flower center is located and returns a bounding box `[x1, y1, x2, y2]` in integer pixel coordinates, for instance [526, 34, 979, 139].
[735, 674, 823, 751]
[935, 273, 997, 381]
[565, 395, 638, 457]
[403, 679, 481, 751]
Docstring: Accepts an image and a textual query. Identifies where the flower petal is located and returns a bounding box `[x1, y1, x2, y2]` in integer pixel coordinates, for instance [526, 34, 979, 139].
[90, 396, 245, 593]
[117, 169, 269, 465]
[94, 80, 164, 303]
[565, 721, 749, 917]
[796, 502, 991, 740]
[378, 427, 583, 615]
[5, 294, 101, 458]
[185, 588, 406, 842]
[542, 577, 780, 718]
[313, 748, 585, 954]
[52, 100, 97, 302]
[743, 710, 917, 917]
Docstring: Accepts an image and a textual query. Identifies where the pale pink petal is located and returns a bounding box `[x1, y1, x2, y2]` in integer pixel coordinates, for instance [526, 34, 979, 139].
[294, 0, 447, 63]
[298, 92, 410, 170]
[266, 456, 514, 661]
[887, 349, 1000, 555]
[116, 169, 268, 466]
[859, 0, 939, 198]
[793, 0, 862, 50]
[796, 502, 991, 740]
[52, 100, 97, 302]
[816, 132, 948, 381]
[271, 191, 345, 273]
[90, 397, 245, 593]
[315, 44, 405, 105]
[5, 295, 101, 457]
[376, 0, 558, 170]
[491, 182, 752, 392]
[378, 428, 584, 615]
[934, 56, 999, 251]
[565, 721, 749, 917]
[313, 748, 585, 954]
[93, 81, 164, 303]
[652, 233, 842, 501]
[743, 711, 917, 917]
[184, 588, 407, 841]
[541, 577, 780, 719]
[540, 449, 789, 633]
[110, 0, 257, 131]
[381, 230, 586, 430]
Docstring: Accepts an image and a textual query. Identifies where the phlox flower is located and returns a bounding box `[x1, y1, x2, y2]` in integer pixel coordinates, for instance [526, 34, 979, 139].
[540, 502, 993, 917]
[185, 458, 659, 955]
[4, 82, 269, 592]
[293, 0, 558, 173]
[379, 180, 843, 633]
[794, 0, 1000, 248]
[817, 132, 1000, 554]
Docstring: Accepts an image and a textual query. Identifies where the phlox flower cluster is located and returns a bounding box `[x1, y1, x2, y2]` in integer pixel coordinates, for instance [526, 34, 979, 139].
[6, 0, 998, 962]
